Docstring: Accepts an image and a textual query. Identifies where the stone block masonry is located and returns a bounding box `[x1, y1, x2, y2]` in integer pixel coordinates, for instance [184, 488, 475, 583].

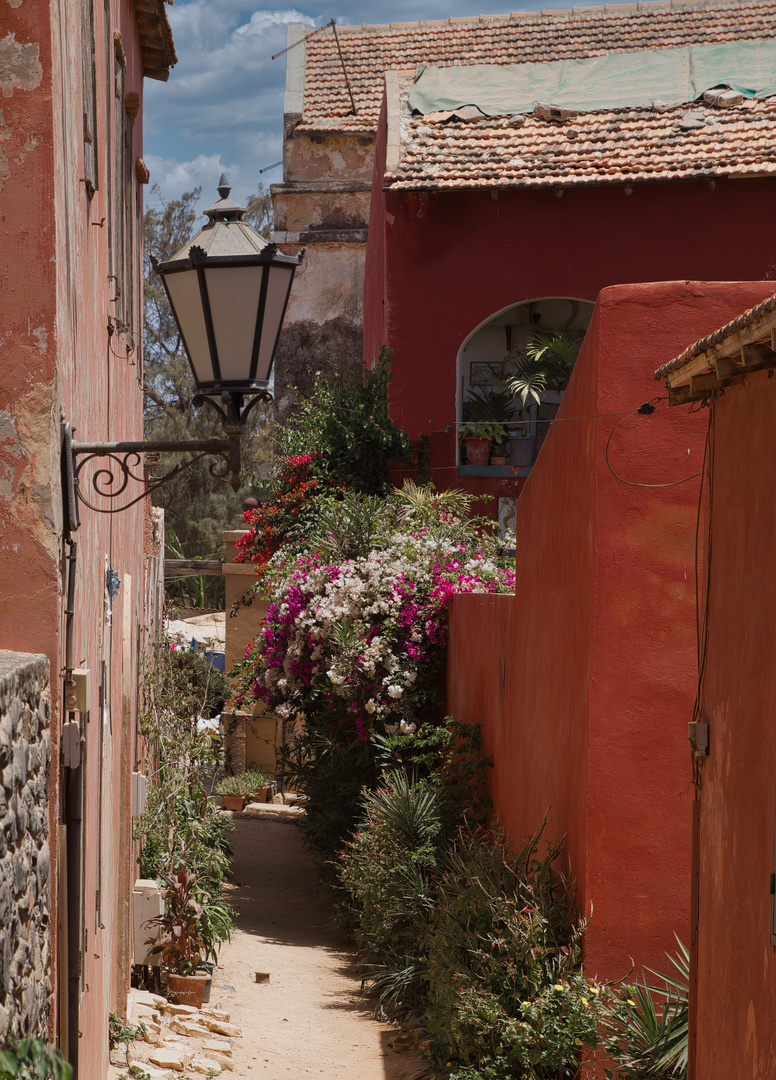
[0, 650, 52, 1037]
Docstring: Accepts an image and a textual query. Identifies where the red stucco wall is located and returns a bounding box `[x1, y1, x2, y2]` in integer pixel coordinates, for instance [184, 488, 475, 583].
[446, 281, 776, 990]
[363, 124, 776, 504]
[690, 366, 776, 1078]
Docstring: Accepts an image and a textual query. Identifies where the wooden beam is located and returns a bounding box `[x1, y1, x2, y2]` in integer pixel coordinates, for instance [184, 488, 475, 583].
[165, 559, 223, 578]
[668, 384, 695, 407]
[740, 342, 776, 369]
[690, 372, 725, 398]
[667, 354, 714, 389]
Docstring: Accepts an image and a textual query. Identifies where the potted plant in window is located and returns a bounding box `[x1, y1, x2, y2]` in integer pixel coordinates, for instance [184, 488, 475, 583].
[499, 328, 584, 467]
[459, 387, 512, 465]
[215, 767, 271, 812]
[144, 867, 210, 1008]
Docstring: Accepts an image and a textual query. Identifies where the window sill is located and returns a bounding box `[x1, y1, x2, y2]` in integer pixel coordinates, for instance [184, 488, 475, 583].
[458, 465, 532, 478]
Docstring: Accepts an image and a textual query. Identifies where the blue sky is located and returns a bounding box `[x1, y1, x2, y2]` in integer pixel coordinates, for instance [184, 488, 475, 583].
[143, 0, 612, 218]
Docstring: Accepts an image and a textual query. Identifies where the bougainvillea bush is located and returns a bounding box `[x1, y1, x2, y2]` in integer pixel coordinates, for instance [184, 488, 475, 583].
[231, 500, 513, 854]
[235, 533, 514, 734]
[234, 453, 341, 572]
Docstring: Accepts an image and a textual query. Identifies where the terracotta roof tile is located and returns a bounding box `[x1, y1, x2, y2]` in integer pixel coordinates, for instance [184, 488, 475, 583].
[384, 94, 776, 190]
[297, 0, 776, 132]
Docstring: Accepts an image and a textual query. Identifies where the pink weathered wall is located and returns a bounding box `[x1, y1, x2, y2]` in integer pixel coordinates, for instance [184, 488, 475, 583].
[1, 0, 154, 1069]
[447, 281, 776, 988]
[690, 365, 776, 1078]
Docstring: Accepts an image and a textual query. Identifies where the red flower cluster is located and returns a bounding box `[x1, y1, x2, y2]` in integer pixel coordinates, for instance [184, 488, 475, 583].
[235, 454, 337, 571]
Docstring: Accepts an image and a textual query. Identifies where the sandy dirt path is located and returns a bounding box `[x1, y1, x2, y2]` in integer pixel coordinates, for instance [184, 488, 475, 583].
[211, 814, 429, 1080]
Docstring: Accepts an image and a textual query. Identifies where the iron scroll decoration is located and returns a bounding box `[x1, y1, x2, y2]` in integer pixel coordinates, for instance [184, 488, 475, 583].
[61, 388, 271, 534]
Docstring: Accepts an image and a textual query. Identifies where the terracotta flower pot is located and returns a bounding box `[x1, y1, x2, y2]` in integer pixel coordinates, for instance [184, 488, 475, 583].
[462, 436, 492, 466]
[222, 794, 245, 811]
[167, 972, 209, 1008]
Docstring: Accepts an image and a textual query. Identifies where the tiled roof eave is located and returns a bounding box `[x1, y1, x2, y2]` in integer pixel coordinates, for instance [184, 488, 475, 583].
[383, 164, 776, 192]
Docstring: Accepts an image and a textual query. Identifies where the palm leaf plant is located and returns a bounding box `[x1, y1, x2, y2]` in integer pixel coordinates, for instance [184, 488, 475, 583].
[602, 937, 689, 1079]
[495, 327, 585, 435]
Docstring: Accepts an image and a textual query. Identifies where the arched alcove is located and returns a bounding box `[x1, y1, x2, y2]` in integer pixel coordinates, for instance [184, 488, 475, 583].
[456, 296, 595, 455]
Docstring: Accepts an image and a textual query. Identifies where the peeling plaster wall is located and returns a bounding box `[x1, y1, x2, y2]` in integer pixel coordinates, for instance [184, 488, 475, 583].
[272, 126, 374, 404]
[0, 0, 155, 1067]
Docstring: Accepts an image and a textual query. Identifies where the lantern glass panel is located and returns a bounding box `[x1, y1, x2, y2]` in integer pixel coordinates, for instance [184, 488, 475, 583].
[257, 266, 294, 383]
[164, 268, 213, 384]
[204, 265, 264, 383]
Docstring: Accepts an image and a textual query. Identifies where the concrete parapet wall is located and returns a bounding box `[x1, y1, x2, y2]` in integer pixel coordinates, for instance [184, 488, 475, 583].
[0, 650, 51, 1037]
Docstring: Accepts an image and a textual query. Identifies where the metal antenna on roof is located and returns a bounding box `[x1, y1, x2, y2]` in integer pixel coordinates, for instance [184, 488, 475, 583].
[271, 18, 357, 116]
[330, 20, 357, 116]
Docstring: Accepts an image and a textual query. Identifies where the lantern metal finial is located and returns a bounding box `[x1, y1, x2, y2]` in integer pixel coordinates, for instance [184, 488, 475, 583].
[217, 173, 231, 200]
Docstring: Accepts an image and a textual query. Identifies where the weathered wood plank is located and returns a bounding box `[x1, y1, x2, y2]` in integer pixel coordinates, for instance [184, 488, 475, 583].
[165, 560, 223, 578]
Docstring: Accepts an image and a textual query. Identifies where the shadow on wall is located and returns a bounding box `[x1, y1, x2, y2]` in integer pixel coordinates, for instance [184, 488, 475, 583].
[273, 317, 363, 419]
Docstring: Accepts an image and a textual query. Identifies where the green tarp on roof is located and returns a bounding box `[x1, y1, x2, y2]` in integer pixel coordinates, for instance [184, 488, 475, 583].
[407, 39, 776, 117]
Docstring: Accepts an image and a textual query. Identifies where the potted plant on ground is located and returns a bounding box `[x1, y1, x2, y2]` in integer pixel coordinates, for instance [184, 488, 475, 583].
[215, 767, 271, 811]
[144, 867, 210, 1008]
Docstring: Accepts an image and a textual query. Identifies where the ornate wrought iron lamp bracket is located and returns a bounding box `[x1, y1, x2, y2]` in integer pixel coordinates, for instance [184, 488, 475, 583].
[61, 389, 271, 534]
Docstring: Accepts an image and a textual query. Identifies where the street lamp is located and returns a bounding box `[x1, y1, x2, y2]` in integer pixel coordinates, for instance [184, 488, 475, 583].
[63, 176, 303, 531]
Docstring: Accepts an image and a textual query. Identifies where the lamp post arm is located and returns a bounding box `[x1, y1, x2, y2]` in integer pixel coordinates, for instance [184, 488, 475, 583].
[64, 429, 244, 531]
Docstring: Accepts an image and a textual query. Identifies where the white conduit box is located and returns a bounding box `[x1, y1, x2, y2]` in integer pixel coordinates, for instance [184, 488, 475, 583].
[131, 772, 148, 817]
[133, 878, 164, 966]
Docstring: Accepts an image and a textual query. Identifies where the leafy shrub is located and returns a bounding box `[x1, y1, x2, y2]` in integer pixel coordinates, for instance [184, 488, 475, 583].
[424, 826, 605, 1079]
[276, 348, 410, 495]
[338, 770, 443, 1012]
[214, 768, 270, 797]
[136, 638, 235, 962]
[0, 1038, 71, 1080]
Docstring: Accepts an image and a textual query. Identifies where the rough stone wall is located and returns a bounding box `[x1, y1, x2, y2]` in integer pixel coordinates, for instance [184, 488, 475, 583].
[0, 650, 51, 1037]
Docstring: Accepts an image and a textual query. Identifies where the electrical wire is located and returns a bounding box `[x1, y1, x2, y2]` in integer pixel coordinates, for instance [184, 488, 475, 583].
[604, 398, 704, 488]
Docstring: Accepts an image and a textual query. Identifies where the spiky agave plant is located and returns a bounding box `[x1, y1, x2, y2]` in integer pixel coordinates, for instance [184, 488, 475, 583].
[602, 937, 689, 1079]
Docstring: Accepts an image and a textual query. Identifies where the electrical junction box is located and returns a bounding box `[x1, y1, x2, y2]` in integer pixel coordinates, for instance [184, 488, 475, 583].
[131, 772, 147, 818]
[133, 879, 164, 966]
[64, 668, 90, 714]
[61, 721, 81, 769]
[688, 720, 709, 757]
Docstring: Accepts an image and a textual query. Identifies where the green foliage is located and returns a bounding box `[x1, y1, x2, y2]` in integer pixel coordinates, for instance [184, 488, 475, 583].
[336, 721, 491, 1013]
[425, 827, 604, 1078]
[502, 327, 585, 415]
[214, 768, 270, 797]
[235, 454, 345, 572]
[276, 349, 410, 494]
[108, 1014, 147, 1056]
[135, 639, 235, 961]
[0, 1038, 71, 1080]
[282, 728, 379, 862]
[144, 868, 208, 975]
[458, 421, 507, 444]
[339, 776, 606, 1079]
[143, 186, 274, 606]
[462, 387, 515, 423]
[602, 939, 689, 1079]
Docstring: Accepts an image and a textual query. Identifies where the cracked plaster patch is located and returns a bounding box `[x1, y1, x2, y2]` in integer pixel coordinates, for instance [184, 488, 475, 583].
[0, 33, 43, 98]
